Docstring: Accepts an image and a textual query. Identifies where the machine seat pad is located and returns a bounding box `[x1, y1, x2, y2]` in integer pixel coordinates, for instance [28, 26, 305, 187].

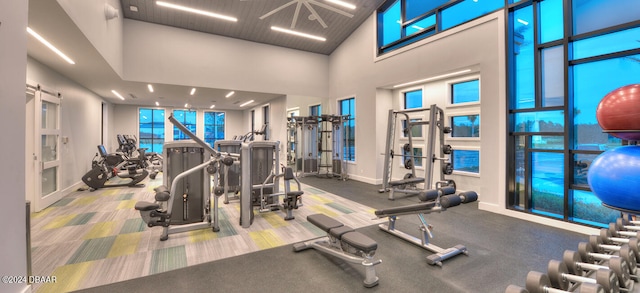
[342, 232, 378, 253]
[287, 191, 304, 198]
[374, 202, 436, 217]
[135, 201, 159, 211]
[388, 177, 425, 186]
[307, 214, 343, 232]
[329, 225, 354, 239]
[154, 186, 171, 202]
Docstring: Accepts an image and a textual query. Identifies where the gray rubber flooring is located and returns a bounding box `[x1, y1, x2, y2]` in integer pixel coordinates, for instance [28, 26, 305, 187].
[75, 176, 590, 293]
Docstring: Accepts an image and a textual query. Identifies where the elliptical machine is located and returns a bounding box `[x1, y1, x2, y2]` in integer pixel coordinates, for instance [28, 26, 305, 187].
[81, 145, 149, 191]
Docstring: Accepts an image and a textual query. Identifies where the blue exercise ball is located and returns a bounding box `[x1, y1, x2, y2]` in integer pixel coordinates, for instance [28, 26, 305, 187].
[588, 145, 640, 212]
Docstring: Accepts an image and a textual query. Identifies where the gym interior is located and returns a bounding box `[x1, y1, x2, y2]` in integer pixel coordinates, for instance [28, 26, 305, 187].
[2, 0, 640, 292]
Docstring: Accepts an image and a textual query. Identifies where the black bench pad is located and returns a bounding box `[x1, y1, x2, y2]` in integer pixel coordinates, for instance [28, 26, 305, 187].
[374, 202, 436, 217]
[308, 214, 343, 232]
[135, 201, 160, 211]
[287, 191, 304, 197]
[342, 232, 378, 253]
[330, 225, 353, 239]
[388, 177, 425, 186]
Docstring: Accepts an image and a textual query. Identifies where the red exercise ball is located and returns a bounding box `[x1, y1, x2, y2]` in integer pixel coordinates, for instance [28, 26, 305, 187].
[596, 84, 640, 141]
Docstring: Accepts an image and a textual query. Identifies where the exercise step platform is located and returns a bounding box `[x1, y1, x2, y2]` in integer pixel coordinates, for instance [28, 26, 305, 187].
[294, 214, 381, 287]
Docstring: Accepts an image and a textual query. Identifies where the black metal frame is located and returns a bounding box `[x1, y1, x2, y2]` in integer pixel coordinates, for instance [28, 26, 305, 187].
[505, 0, 640, 226]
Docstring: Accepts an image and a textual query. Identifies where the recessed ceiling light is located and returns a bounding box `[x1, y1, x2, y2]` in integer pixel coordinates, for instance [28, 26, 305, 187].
[27, 27, 75, 64]
[184, 103, 189, 108]
[190, 88, 196, 95]
[148, 84, 154, 93]
[155, 101, 160, 106]
[226, 91, 235, 98]
[209, 105, 215, 109]
[325, 0, 356, 10]
[240, 100, 254, 107]
[130, 5, 139, 12]
[271, 26, 326, 42]
[156, 1, 237, 22]
[111, 90, 125, 100]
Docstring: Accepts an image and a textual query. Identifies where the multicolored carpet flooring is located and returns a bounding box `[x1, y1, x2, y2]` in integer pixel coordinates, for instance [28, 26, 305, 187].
[30, 174, 381, 292]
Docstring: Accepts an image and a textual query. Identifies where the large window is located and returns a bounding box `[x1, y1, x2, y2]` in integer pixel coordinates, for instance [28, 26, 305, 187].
[452, 149, 479, 174]
[204, 111, 225, 147]
[172, 110, 197, 140]
[139, 108, 165, 153]
[263, 105, 270, 140]
[404, 89, 422, 109]
[377, 0, 503, 55]
[507, 0, 640, 228]
[451, 80, 479, 104]
[309, 104, 321, 116]
[451, 115, 479, 138]
[339, 97, 355, 162]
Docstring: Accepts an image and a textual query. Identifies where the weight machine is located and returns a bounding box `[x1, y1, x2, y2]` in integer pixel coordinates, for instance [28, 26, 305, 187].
[134, 115, 237, 241]
[214, 140, 242, 204]
[289, 115, 349, 180]
[379, 104, 455, 200]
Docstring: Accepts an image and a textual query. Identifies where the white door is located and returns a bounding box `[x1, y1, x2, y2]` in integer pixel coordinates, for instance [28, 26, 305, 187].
[34, 87, 63, 211]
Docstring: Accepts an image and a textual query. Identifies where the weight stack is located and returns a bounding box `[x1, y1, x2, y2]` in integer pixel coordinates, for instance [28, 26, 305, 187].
[163, 140, 210, 225]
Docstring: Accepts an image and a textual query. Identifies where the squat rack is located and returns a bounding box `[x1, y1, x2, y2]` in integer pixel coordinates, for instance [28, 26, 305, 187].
[379, 104, 453, 196]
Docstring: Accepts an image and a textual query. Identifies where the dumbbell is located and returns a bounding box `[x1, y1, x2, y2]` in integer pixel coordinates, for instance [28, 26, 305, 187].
[504, 271, 604, 293]
[563, 249, 633, 290]
[599, 229, 640, 263]
[614, 218, 640, 232]
[548, 259, 619, 293]
[578, 242, 638, 277]
[609, 223, 640, 239]
[439, 191, 478, 208]
[590, 235, 640, 265]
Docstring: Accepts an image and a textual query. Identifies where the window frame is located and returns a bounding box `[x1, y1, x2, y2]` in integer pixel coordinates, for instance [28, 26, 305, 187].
[203, 110, 226, 147]
[338, 96, 356, 162]
[446, 76, 481, 108]
[450, 147, 480, 177]
[172, 109, 197, 141]
[446, 111, 481, 141]
[138, 107, 165, 154]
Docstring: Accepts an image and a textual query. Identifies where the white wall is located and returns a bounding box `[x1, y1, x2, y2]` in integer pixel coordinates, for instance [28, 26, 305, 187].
[286, 95, 327, 116]
[26, 57, 105, 194]
[0, 1, 29, 292]
[122, 19, 330, 98]
[56, 0, 124, 75]
[329, 12, 505, 188]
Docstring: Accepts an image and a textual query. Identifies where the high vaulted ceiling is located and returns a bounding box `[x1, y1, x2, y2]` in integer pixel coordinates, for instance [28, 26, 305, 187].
[26, 0, 384, 110]
[121, 0, 384, 55]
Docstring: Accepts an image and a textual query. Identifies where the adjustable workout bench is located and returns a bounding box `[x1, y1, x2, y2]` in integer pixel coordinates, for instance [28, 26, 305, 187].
[375, 188, 478, 266]
[293, 214, 381, 288]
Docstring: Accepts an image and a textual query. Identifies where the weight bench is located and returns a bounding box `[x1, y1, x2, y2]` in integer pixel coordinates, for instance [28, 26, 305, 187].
[376, 190, 478, 266]
[293, 214, 381, 288]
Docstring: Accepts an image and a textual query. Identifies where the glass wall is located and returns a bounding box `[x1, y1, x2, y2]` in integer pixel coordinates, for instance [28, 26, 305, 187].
[377, 0, 503, 55]
[507, 0, 640, 227]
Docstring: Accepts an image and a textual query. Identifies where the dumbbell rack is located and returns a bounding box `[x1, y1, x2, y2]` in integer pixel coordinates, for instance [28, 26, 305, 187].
[505, 217, 640, 293]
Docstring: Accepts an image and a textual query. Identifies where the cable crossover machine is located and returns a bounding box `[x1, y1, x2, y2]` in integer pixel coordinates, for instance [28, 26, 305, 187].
[288, 114, 349, 180]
